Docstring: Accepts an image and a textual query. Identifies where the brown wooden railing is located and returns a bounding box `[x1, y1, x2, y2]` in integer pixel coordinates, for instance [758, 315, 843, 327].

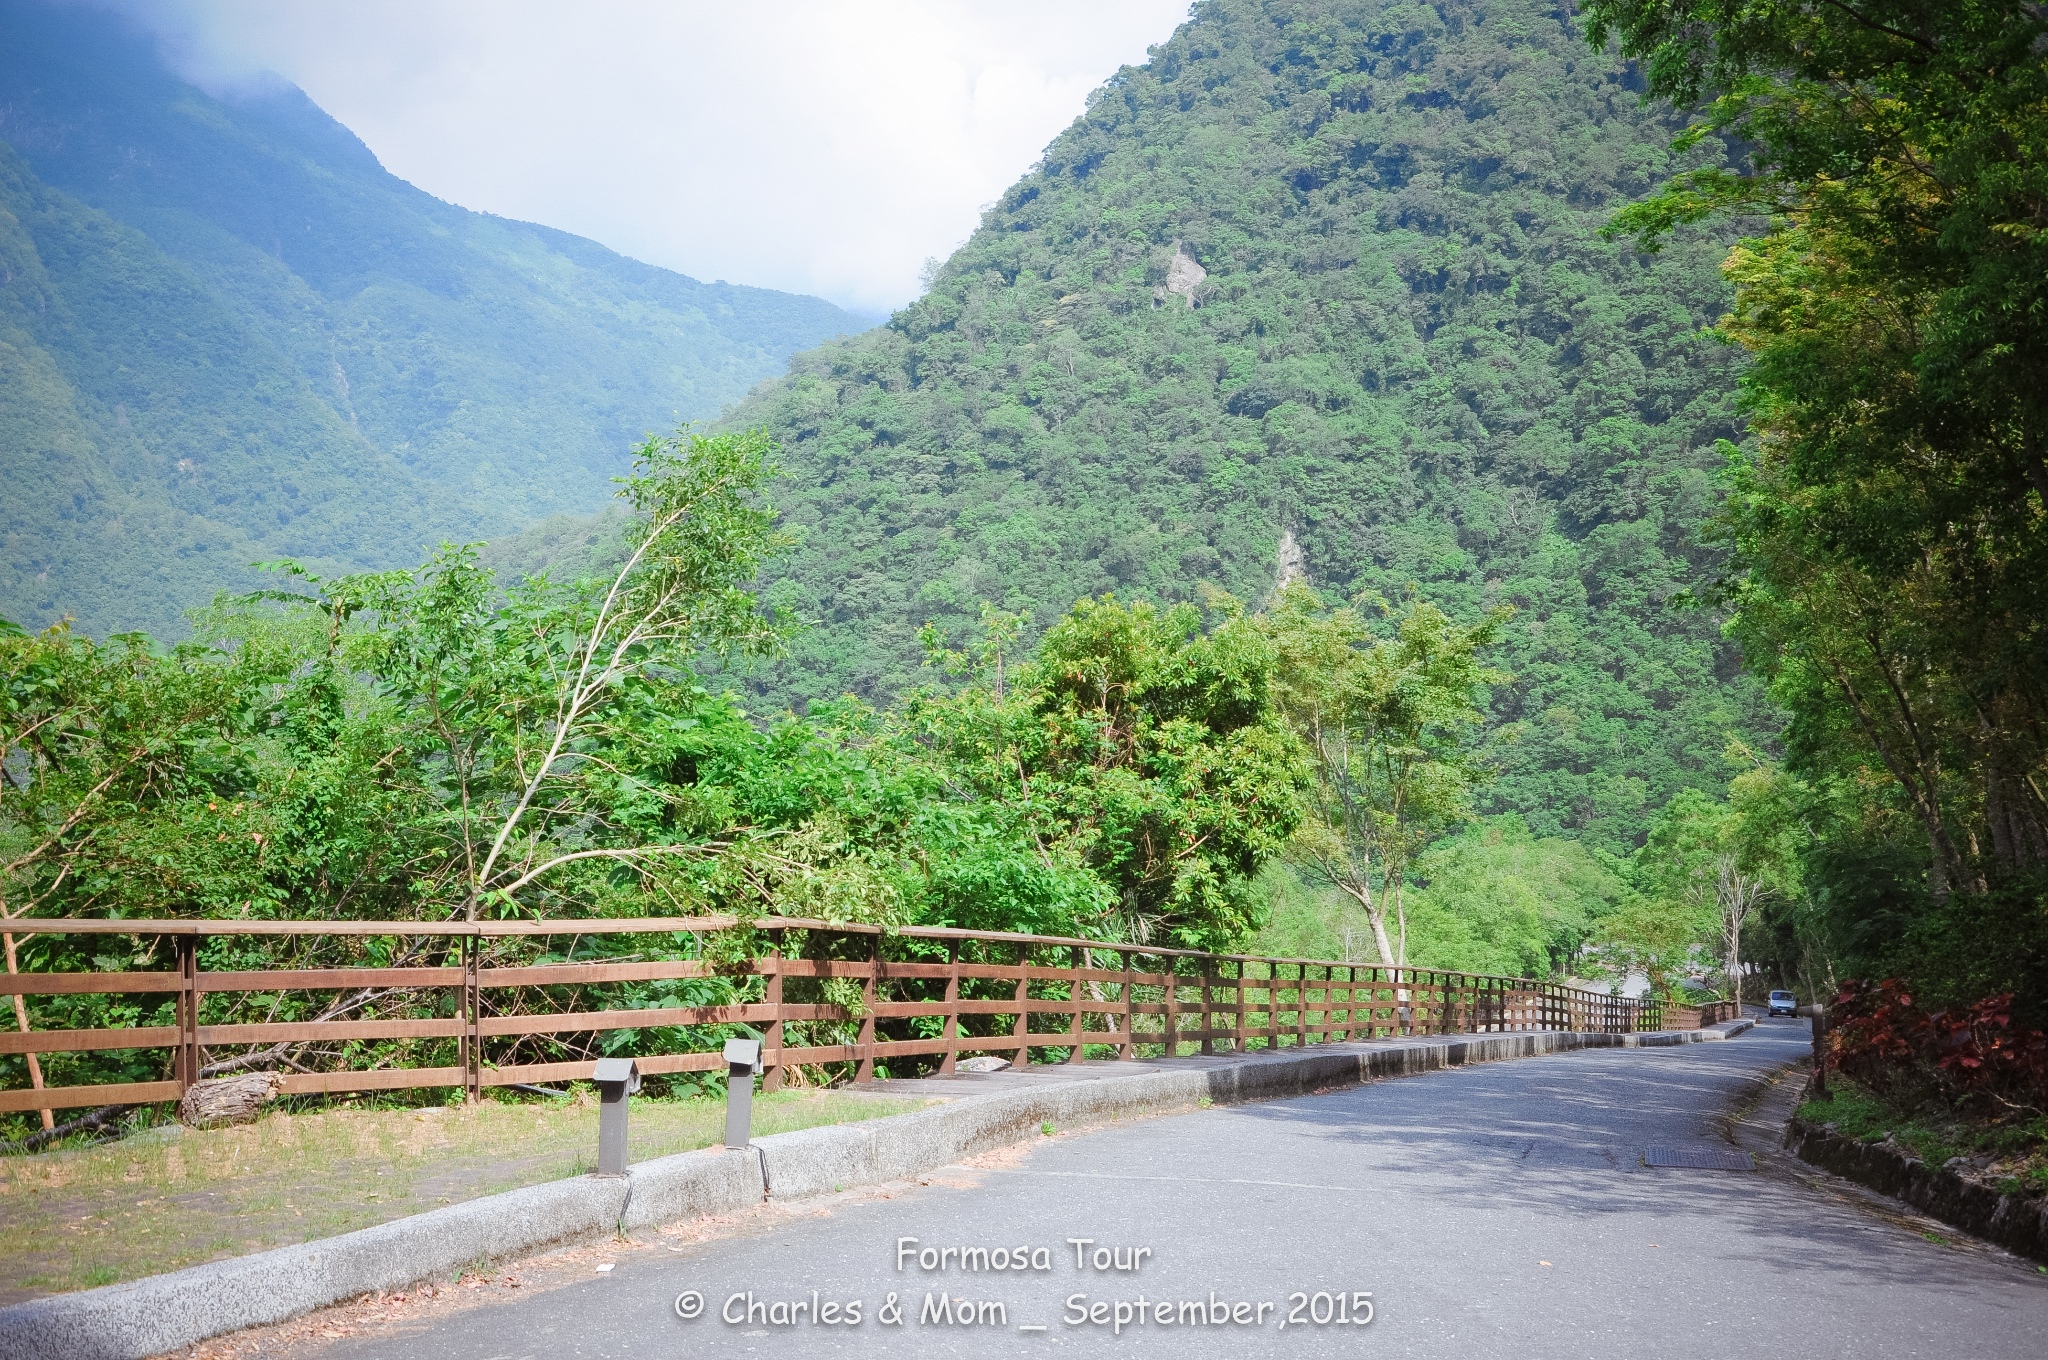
[0, 918, 1665, 1116]
[1660, 1000, 1744, 1030]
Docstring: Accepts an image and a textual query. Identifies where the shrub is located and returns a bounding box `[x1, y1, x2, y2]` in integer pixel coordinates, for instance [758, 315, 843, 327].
[1830, 978, 2048, 1118]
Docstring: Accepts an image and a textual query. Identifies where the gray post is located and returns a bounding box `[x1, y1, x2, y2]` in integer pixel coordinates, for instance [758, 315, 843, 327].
[1796, 1003, 1829, 1099]
[591, 1057, 640, 1175]
[723, 1038, 763, 1149]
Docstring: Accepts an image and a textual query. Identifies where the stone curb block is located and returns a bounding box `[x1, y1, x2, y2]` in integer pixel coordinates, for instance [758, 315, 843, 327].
[1786, 1115, 2048, 1263]
[0, 1023, 1734, 1359]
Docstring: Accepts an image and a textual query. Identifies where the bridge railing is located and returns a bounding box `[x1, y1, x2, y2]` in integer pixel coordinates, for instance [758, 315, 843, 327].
[0, 917, 1664, 1116]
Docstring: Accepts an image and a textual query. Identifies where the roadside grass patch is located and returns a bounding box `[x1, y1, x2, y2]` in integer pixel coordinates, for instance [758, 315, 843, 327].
[1799, 1074, 2048, 1196]
[0, 1087, 925, 1301]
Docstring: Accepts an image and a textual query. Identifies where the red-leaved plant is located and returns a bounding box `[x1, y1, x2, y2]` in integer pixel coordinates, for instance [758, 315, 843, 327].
[1830, 979, 2048, 1116]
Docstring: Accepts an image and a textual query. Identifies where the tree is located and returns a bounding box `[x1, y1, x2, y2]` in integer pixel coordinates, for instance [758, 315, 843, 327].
[1583, 1, 2048, 922]
[221, 428, 793, 924]
[1260, 583, 1510, 967]
[1625, 753, 1804, 999]
[907, 595, 1305, 949]
[0, 620, 258, 1126]
[1403, 816, 1629, 979]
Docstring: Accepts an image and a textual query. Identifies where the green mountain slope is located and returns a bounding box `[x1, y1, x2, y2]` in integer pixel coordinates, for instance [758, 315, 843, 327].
[0, 142, 432, 636]
[726, 0, 1775, 855]
[0, 0, 866, 638]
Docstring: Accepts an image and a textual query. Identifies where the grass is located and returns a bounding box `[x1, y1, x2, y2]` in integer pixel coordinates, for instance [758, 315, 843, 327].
[0, 1086, 927, 1301]
[1798, 1073, 2048, 1199]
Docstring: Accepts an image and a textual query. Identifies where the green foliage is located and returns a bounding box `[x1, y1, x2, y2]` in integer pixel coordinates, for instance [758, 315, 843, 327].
[1601, 752, 1802, 997]
[2, 436, 1314, 1122]
[724, 0, 1776, 856]
[0, 2, 865, 641]
[1260, 581, 1507, 962]
[1583, 0, 2048, 1011]
[906, 596, 1306, 948]
[1249, 814, 1627, 978]
[1405, 815, 1628, 977]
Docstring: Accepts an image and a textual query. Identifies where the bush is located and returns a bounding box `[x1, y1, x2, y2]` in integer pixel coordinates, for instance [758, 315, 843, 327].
[1830, 978, 2048, 1119]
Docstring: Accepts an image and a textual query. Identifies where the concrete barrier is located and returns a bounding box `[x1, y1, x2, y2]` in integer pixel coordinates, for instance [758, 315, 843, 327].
[0, 1022, 1744, 1359]
[1787, 1113, 2048, 1263]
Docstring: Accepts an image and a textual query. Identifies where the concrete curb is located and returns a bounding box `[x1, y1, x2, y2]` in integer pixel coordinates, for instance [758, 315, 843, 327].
[0, 1023, 1741, 1359]
[1786, 1114, 2048, 1263]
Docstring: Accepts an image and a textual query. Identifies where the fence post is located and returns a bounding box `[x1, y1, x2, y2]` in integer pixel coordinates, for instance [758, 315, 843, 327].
[1199, 959, 1215, 1056]
[1118, 950, 1135, 1062]
[1011, 942, 1031, 1068]
[938, 938, 961, 1075]
[855, 933, 880, 1084]
[1233, 961, 1249, 1054]
[175, 935, 200, 1094]
[762, 926, 785, 1092]
[462, 934, 481, 1102]
[1067, 945, 1088, 1064]
[1162, 954, 1181, 1059]
[2, 929, 53, 1130]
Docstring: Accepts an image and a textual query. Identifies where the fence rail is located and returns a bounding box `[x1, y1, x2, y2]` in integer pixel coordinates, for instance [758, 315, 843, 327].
[0, 917, 1664, 1117]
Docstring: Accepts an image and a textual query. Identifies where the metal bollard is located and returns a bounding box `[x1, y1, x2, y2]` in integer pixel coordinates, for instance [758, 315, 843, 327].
[592, 1056, 641, 1175]
[723, 1038, 763, 1149]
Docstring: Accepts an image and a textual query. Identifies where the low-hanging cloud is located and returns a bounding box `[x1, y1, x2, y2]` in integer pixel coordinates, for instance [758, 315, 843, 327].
[104, 0, 1191, 314]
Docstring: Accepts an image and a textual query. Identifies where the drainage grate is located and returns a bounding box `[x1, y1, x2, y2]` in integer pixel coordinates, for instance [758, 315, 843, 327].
[1643, 1145, 1755, 1170]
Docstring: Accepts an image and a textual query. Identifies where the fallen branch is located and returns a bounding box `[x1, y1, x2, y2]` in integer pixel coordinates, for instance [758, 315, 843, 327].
[4, 1102, 134, 1153]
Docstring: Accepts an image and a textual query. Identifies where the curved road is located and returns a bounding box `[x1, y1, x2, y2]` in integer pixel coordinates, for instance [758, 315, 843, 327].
[330, 1021, 2048, 1358]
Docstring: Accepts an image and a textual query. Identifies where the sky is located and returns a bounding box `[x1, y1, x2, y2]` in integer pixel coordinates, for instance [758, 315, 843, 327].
[119, 1, 1192, 315]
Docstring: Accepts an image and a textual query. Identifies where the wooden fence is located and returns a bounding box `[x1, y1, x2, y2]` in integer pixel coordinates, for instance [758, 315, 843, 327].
[1660, 1000, 1744, 1030]
[0, 917, 1664, 1117]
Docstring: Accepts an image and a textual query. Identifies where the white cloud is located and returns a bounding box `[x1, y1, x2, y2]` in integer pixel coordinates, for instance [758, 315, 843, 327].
[117, 1, 1190, 313]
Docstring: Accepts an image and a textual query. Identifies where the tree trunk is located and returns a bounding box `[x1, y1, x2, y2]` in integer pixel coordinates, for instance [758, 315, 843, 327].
[177, 1072, 283, 1129]
[1341, 882, 1398, 968]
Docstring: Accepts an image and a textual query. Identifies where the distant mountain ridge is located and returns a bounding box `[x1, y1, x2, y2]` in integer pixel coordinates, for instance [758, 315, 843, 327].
[0, 0, 866, 637]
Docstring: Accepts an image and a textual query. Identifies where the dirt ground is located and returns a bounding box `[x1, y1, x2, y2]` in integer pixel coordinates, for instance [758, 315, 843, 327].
[0, 1088, 926, 1302]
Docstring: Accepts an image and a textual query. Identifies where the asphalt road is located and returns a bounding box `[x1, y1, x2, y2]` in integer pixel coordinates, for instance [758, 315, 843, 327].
[333, 1020, 2048, 1359]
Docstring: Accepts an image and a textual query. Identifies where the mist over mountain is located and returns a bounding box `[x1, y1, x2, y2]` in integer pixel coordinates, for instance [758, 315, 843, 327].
[726, 0, 1774, 854]
[0, 0, 866, 638]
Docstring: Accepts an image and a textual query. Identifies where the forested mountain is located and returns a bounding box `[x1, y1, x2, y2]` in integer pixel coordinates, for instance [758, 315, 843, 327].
[726, 0, 1773, 856]
[0, 0, 865, 639]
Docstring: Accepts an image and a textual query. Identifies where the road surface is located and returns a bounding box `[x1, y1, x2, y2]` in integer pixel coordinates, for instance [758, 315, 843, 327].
[325, 1020, 2048, 1358]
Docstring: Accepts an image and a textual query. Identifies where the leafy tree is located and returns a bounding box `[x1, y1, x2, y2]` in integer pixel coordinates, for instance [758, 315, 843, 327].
[907, 595, 1306, 949]
[1404, 816, 1629, 978]
[1260, 582, 1509, 965]
[1620, 752, 1804, 998]
[1583, 0, 2048, 1001]
[0, 619, 261, 1125]
[191, 430, 795, 925]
